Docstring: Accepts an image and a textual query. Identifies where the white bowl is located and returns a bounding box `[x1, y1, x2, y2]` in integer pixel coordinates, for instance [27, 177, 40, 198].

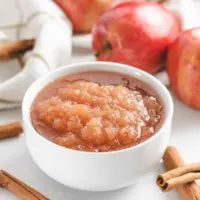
[22, 62, 173, 191]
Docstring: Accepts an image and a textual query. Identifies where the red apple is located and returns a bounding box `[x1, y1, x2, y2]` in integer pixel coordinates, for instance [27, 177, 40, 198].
[167, 28, 200, 109]
[92, 2, 180, 73]
[54, 0, 112, 33]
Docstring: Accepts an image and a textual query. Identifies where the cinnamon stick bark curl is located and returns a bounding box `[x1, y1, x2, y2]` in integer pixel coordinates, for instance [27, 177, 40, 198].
[158, 146, 200, 200]
[0, 121, 23, 139]
[0, 170, 49, 200]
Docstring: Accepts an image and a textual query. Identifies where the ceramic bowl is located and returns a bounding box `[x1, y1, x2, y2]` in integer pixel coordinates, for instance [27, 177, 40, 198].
[22, 62, 173, 191]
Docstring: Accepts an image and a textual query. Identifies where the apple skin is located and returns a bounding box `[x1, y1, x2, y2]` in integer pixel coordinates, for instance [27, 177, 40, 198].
[92, 2, 180, 73]
[167, 28, 200, 109]
[54, 0, 112, 33]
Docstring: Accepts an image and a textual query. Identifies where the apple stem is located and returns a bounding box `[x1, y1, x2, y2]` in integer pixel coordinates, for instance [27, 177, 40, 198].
[157, 0, 167, 3]
[95, 41, 112, 57]
[148, 0, 167, 3]
[157, 0, 168, 3]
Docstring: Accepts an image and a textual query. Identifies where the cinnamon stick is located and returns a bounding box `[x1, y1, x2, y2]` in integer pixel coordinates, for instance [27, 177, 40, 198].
[0, 39, 34, 60]
[157, 162, 200, 191]
[0, 170, 49, 200]
[158, 162, 200, 182]
[0, 121, 23, 139]
[157, 172, 200, 192]
[158, 146, 200, 200]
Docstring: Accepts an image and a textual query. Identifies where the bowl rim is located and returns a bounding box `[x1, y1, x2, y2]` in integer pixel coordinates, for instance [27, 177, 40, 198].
[22, 61, 174, 155]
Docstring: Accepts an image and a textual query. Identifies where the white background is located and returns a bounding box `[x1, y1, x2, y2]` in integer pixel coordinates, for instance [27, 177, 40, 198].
[0, 0, 200, 199]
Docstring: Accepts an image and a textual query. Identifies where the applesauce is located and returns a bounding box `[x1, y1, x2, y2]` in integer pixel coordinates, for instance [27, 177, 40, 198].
[31, 72, 163, 152]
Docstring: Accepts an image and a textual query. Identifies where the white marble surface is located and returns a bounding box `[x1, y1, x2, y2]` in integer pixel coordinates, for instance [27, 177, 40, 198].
[0, 92, 200, 200]
[0, 0, 200, 199]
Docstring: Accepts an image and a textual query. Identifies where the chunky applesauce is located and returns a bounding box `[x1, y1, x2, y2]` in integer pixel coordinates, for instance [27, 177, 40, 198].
[31, 72, 163, 152]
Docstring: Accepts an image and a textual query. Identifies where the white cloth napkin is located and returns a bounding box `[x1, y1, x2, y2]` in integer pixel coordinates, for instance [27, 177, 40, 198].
[0, 0, 72, 109]
[0, 0, 198, 110]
